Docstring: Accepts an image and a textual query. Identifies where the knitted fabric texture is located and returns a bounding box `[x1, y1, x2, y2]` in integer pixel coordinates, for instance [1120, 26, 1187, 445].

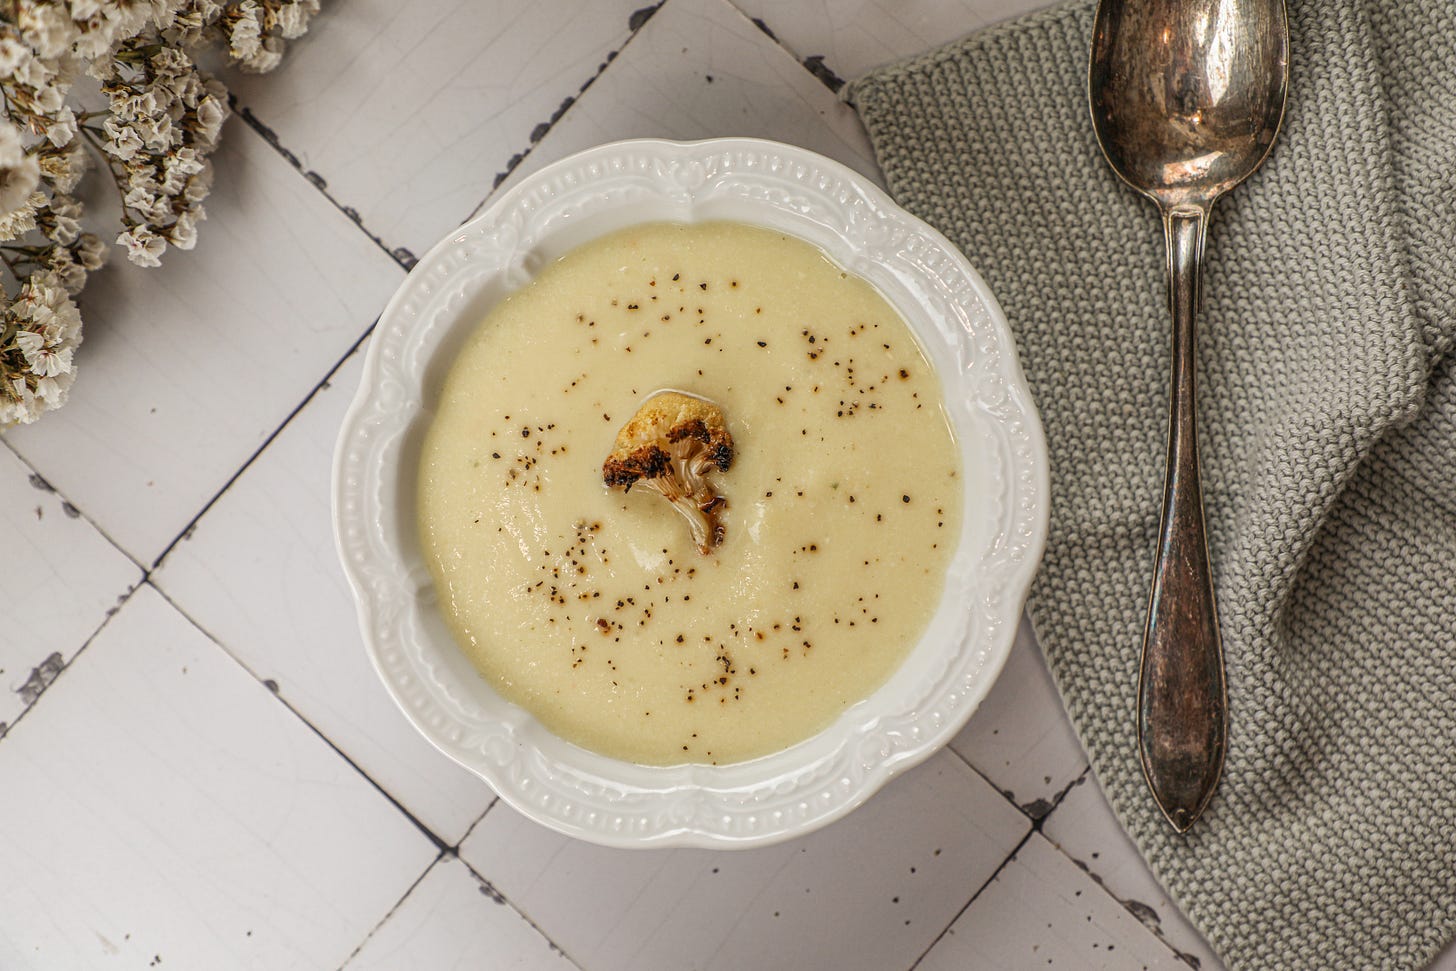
[848, 1, 1456, 968]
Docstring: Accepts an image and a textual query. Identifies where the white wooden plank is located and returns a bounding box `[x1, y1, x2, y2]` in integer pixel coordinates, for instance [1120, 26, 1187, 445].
[730, 0, 1060, 81]
[0, 447, 139, 735]
[152, 347, 496, 846]
[0, 585, 436, 970]
[229, 0, 648, 259]
[459, 749, 1029, 971]
[3, 122, 404, 565]
[344, 857, 576, 971]
[490, 0, 880, 201]
[1041, 773, 1225, 970]
[919, 832, 1192, 971]
[950, 616, 1088, 820]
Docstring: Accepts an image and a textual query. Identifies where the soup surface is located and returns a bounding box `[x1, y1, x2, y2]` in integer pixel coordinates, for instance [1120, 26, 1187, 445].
[418, 221, 962, 764]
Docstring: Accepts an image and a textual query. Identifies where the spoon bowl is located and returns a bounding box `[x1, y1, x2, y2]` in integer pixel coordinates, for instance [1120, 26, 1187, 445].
[1091, 0, 1289, 209]
[1088, 0, 1288, 832]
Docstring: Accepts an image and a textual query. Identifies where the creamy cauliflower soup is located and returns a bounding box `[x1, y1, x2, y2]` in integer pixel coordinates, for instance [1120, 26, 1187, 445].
[418, 221, 962, 765]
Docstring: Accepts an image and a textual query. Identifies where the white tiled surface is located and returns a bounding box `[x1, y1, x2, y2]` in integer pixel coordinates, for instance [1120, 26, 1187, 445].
[459, 750, 1028, 971]
[5, 1, 1451, 969]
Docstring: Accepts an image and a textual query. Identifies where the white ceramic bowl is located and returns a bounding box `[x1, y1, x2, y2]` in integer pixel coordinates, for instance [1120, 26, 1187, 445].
[333, 138, 1048, 849]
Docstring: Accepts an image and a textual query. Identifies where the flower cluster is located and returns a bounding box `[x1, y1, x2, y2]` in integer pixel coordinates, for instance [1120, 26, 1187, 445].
[0, 0, 319, 425]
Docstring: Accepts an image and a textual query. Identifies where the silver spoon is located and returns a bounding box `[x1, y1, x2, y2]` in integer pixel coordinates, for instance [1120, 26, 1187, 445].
[1088, 0, 1289, 832]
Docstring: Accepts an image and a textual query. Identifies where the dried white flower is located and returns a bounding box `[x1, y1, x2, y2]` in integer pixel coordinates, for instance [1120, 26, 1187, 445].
[103, 115, 145, 161]
[74, 233, 109, 271]
[0, 0, 315, 426]
[1, 271, 84, 423]
[194, 92, 227, 147]
[38, 142, 89, 194]
[0, 34, 30, 77]
[45, 244, 88, 295]
[118, 224, 167, 267]
[42, 193, 84, 245]
[229, 1, 264, 60]
[0, 120, 24, 168]
[182, 158, 213, 203]
[240, 34, 283, 73]
[274, 3, 315, 39]
[168, 206, 201, 249]
[46, 106, 78, 148]
[16, 4, 80, 61]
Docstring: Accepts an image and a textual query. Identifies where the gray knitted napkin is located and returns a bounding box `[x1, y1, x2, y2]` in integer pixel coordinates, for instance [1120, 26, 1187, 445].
[847, 1, 1456, 967]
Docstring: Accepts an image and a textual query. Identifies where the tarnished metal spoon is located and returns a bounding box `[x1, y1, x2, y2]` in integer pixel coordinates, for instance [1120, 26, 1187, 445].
[1088, 0, 1289, 832]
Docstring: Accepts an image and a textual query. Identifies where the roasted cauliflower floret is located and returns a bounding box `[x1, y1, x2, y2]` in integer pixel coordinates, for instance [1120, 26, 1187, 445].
[602, 391, 734, 554]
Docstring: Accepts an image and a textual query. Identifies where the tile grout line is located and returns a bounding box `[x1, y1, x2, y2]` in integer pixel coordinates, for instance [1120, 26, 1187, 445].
[1038, 767, 1208, 969]
[906, 828, 1035, 971]
[146, 577, 451, 854]
[3, 437, 150, 578]
[0, 580, 142, 744]
[453, 797, 499, 851]
[457, 1, 668, 227]
[942, 736, 1086, 827]
[225, 101, 420, 272]
[148, 316, 377, 572]
[335, 850, 443, 971]
[454, 852, 587, 971]
[739, 9, 849, 93]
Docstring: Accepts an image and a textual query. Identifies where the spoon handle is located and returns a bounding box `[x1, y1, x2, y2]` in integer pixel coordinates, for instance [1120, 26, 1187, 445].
[1138, 207, 1228, 833]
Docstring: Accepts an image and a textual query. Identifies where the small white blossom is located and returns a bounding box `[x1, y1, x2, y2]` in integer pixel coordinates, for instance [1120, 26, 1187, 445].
[0, 154, 41, 217]
[39, 143, 89, 194]
[74, 233, 109, 271]
[43, 193, 83, 245]
[32, 81, 67, 115]
[168, 206, 201, 249]
[0, 192, 42, 241]
[275, 0, 320, 39]
[0, 34, 30, 77]
[182, 158, 213, 203]
[123, 183, 173, 224]
[229, 1, 264, 59]
[46, 106, 78, 147]
[45, 245, 88, 294]
[118, 225, 168, 266]
[16, 4, 79, 60]
[240, 35, 284, 73]
[0, 118, 29, 168]
[160, 145, 204, 193]
[103, 115, 146, 161]
[1, 376, 41, 424]
[194, 93, 227, 147]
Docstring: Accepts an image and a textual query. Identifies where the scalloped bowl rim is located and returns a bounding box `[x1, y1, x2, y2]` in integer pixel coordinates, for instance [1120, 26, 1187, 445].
[332, 137, 1049, 849]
